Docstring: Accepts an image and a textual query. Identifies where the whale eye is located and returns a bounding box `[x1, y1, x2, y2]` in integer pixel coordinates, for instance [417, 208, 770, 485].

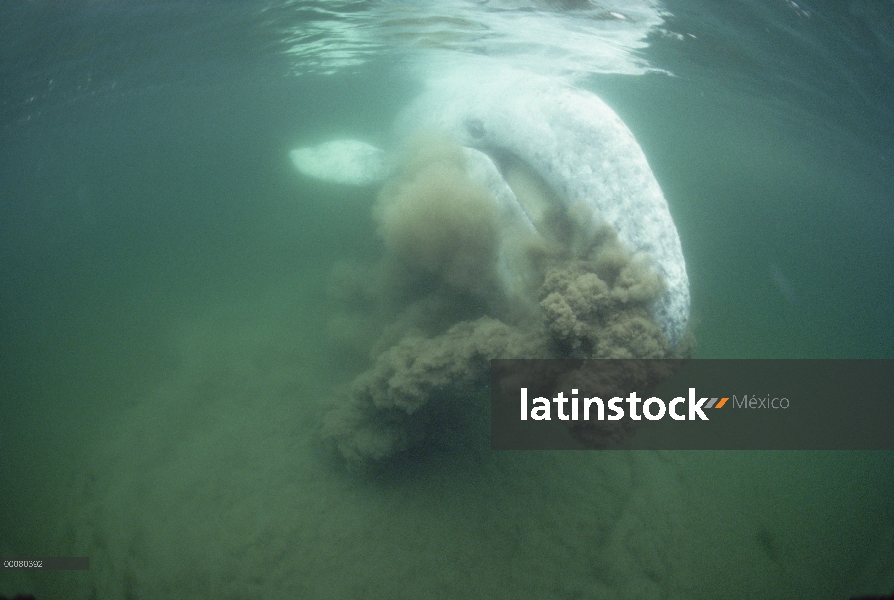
[466, 119, 484, 139]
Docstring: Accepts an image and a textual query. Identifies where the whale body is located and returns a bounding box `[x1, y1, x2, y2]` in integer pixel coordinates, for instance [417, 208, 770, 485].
[291, 68, 690, 346]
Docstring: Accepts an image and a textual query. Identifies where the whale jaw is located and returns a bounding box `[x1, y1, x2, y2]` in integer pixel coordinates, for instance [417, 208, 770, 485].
[289, 71, 690, 347]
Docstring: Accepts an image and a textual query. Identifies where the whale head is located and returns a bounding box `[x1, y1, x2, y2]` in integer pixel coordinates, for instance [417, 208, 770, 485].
[291, 68, 690, 347]
[394, 69, 690, 347]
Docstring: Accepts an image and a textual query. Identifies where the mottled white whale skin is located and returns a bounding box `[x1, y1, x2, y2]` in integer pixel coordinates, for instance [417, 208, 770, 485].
[396, 69, 690, 347]
[290, 69, 690, 346]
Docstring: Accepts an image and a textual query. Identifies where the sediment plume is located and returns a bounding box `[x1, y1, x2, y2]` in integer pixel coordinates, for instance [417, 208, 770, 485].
[322, 133, 688, 465]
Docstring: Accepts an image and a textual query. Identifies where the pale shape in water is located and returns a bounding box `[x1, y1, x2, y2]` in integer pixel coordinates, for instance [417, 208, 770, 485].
[291, 67, 690, 346]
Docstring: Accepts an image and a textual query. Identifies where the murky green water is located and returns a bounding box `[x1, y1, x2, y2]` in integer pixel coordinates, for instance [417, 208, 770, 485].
[1, 1, 892, 598]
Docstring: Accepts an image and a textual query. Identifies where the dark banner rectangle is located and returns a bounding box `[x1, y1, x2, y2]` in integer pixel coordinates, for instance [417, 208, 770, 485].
[490, 359, 894, 450]
[1, 557, 89, 570]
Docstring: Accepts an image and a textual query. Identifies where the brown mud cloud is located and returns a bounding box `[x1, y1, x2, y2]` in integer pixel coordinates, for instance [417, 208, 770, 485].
[322, 133, 692, 466]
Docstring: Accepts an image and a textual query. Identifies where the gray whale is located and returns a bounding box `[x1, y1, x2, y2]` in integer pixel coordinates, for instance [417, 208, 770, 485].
[291, 69, 690, 346]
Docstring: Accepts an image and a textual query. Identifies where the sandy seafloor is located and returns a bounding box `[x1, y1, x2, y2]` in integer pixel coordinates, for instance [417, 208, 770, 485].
[1, 1, 893, 598]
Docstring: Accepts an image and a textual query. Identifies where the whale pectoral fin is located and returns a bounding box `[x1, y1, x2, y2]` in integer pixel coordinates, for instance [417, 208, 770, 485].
[289, 139, 386, 186]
